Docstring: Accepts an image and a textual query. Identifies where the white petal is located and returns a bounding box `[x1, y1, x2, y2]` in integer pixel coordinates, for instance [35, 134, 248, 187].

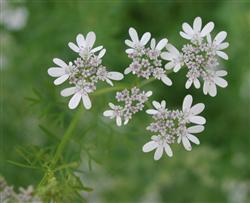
[182, 23, 194, 35]
[164, 144, 173, 157]
[189, 116, 206, 125]
[161, 52, 173, 61]
[129, 27, 139, 43]
[91, 46, 103, 53]
[161, 100, 166, 108]
[207, 34, 212, 44]
[86, 31, 96, 48]
[103, 110, 114, 117]
[142, 141, 157, 152]
[193, 16, 202, 32]
[68, 42, 80, 53]
[161, 75, 172, 86]
[98, 49, 106, 59]
[54, 74, 69, 85]
[177, 136, 181, 144]
[209, 83, 217, 97]
[125, 39, 133, 47]
[48, 68, 65, 77]
[146, 109, 158, 115]
[217, 42, 229, 50]
[200, 22, 214, 37]
[106, 78, 113, 86]
[152, 101, 161, 109]
[173, 64, 181, 72]
[203, 81, 209, 95]
[61, 87, 76, 97]
[68, 93, 81, 109]
[216, 70, 227, 77]
[194, 79, 201, 89]
[190, 103, 205, 115]
[182, 94, 193, 112]
[215, 77, 228, 88]
[187, 134, 200, 145]
[188, 125, 204, 133]
[180, 31, 192, 40]
[154, 146, 163, 160]
[182, 136, 192, 151]
[125, 48, 134, 54]
[185, 80, 192, 89]
[156, 38, 168, 51]
[107, 72, 124, 80]
[140, 32, 151, 45]
[82, 94, 92, 110]
[53, 58, 67, 68]
[124, 67, 132, 74]
[76, 34, 85, 47]
[108, 102, 116, 109]
[116, 116, 122, 126]
[146, 91, 153, 97]
[150, 38, 156, 49]
[165, 62, 174, 70]
[216, 51, 228, 60]
[214, 31, 227, 45]
[166, 43, 179, 55]
[124, 119, 129, 125]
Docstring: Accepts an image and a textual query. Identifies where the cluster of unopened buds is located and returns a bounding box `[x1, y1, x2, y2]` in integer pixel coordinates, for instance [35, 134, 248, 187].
[48, 17, 229, 160]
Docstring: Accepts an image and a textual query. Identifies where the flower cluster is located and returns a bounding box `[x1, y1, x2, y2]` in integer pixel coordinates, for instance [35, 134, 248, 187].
[47, 17, 229, 161]
[0, 176, 42, 203]
[48, 32, 124, 110]
[161, 16, 229, 96]
[124, 27, 172, 86]
[103, 87, 152, 126]
[143, 95, 206, 160]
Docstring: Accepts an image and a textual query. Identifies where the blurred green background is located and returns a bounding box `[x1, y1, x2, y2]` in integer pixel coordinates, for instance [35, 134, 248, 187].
[1, 0, 250, 202]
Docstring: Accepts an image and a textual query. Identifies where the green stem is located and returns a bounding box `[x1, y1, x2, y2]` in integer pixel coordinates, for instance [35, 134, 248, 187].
[91, 84, 126, 96]
[137, 77, 156, 87]
[38, 77, 159, 186]
[51, 108, 82, 168]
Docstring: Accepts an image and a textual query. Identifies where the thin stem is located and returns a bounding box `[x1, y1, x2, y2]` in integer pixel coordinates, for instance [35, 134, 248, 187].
[137, 77, 156, 88]
[51, 108, 82, 168]
[38, 74, 170, 186]
[91, 84, 127, 96]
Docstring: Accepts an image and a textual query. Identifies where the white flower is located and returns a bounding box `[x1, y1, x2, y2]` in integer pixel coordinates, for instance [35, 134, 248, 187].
[125, 27, 151, 54]
[146, 100, 166, 115]
[143, 135, 173, 160]
[182, 94, 206, 125]
[103, 87, 152, 126]
[177, 125, 204, 151]
[207, 31, 229, 60]
[0, 1, 28, 31]
[103, 103, 123, 126]
[185, 70, 201, 89]
[203, 70, 228, 97]
[180, 16, 214, 42]
[61, 86, 92, 110]
[144, 95, 206, 159]
[48, 58, 74, 85]
[150, 38, 168, 51]
[161, 43, 183, 72]
[68, 32, 103, 59]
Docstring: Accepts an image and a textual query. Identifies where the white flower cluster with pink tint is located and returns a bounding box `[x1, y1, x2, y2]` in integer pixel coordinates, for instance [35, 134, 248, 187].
[47, 18, 229, 161]
[124, 27, 172, 86]
[103, 87, 152, 126]
[161, 16, 229, 97]
[143, 95, 206, 160]
[48, 32, 124, 110]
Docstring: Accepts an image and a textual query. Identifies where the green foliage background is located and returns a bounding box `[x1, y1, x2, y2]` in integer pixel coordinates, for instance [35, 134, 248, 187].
[1, 0, 250, 202]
